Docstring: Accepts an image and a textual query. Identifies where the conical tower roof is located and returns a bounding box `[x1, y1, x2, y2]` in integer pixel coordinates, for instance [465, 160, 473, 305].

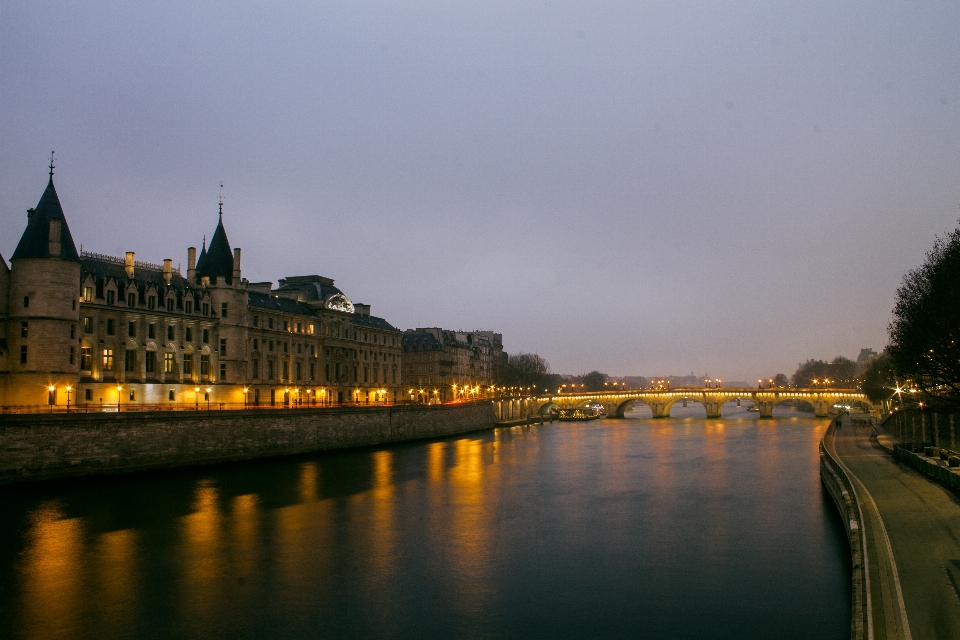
[12, 177, 81, 262]
[195, 215, 234, 284]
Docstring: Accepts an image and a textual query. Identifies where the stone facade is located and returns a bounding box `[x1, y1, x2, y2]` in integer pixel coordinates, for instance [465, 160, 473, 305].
[0, 173, 403, 408]
[0, 401, 498, 484]
[400, 328, 503, 402]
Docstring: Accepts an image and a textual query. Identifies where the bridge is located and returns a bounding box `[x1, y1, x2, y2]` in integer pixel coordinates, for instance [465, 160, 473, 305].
[492, 388, 872, 422]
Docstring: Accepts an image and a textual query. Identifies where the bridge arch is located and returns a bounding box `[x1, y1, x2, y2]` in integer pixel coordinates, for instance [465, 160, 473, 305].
[537, 401, 561, 416]
[615, 398, 654, 418]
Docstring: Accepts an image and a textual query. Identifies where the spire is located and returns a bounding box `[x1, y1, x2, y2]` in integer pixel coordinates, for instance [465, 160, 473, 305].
[11, 164, 81, 262]
[218, 183, 224, 218]
[195, 214, 234, 285]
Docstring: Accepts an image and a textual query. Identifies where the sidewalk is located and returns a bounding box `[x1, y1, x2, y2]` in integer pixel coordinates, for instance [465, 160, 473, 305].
[832, 419, 960, 639]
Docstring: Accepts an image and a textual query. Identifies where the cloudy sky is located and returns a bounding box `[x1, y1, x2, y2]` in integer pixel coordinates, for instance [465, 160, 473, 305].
[2, 1, 958, 381]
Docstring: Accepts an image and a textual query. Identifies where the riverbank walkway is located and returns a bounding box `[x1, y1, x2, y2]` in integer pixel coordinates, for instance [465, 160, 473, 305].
[829, 416, 960, 638]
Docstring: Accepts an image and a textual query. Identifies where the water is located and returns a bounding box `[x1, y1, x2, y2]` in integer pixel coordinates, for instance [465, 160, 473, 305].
[0, 404, 851, 639]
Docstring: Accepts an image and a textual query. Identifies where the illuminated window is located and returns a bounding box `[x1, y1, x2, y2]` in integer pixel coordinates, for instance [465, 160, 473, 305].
[164, 353, 174, 373]
[102, 349, 114, 371]
[83, 286, 93, 302]
[80, 347, 92, 370]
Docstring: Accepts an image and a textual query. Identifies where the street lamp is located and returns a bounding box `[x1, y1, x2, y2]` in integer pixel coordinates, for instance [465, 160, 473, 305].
[195, 386, 200, 410]
[243, 387, 249, 407]
[66, 386, 72, 411]
[117, 385, 123, 412]
[206, 387, 211, 410]
[48, 385, 55, 412]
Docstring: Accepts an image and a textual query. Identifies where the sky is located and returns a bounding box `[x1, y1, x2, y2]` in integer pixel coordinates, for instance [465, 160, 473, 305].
[2, 1, 958, 382]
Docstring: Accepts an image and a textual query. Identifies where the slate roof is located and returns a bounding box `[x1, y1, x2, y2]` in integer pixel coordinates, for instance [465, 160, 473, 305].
[195, 216, 234, 284]
[247, 291, 318, 317]
[81, 256, 196, 307]
[352, 314, 398, 332]
[274, 278, 346, 302]
[401, 331, 443, 351]
[11, 177, 81, 262]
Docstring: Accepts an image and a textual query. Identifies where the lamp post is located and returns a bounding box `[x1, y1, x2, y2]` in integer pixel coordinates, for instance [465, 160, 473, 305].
[117, 385, 123, 412]
[48, 386, 55, 413]
[66, 386, 72, 411]
[206, 387, 211, 410]
[243, 387, 249, 408]
[195, 386, 200, 410]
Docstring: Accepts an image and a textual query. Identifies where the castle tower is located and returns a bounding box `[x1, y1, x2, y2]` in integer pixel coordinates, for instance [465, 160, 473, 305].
[194, 209, 247, 388]
[3, 169, 82, 406]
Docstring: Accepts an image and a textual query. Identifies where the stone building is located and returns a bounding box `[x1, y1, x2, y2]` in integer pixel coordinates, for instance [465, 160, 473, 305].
[0, 171, 403, 408]
[400, 328, 503, 402]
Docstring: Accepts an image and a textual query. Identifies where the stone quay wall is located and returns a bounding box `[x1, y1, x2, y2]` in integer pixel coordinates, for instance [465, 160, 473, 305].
[0, 401, 498, 485]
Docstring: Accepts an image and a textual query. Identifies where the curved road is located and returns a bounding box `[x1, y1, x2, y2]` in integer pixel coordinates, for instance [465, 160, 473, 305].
[831, 417, 960, 639]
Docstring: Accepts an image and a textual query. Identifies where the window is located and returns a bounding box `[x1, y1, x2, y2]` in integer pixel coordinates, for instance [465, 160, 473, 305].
[268, 317, 274, 329]
[127, 293, 136, 307]
[168, 390, 175, 401]
[146, 352, 156, 373]
[283, 342, 288, 354]
[185, 300, 193, 314]
[202, 303, 209, 316]
[83, 286, 93, 302]
[80, 347, 92, 370]
[72, 299, 76, 310]
[296, 322, 302, 333]
[167, 325, 174, 340]
[164, 353, 174, 373]
[253, 338, 259, 351]
[268, 360, 275, 379]
[219, 339, 226, 356]
[70, 324, 76, 339]
[106, 290, 115, 305]
[148, 324, 155, 339]
[148, 296, 156, 310]
[220, 363, 226, 380]
[129, 390, 136, 401]
[200, 354, 209, 376]
[297, 343, 302, 354]
[269, 340, 274, 351]
[252, 315, 259, 327]
[309, 362, 315, 380]
[23, 296, 29, 308]
[282, 360, 289, 380]
[128, 322, 136, 337]
[296, 362, 302, 380]
[325, 363, 330, 381]
[183, 354, 193, 375]
[124, 350, 135, 372]
[283, 320, 288, 331]
[202, 329, 209, 343]
[252, 359, 259, 378]
[221, 302, 228, 318]
[102, 349, 114, 371]
[185, 327, 192, 341]
[308, 323, 314, 335]
[166, 298, 174, 312]
[20, 346, 27, 364]
[20, 322, 27, 338]
[69, 347, 75, 365]
[85, 389, 92, 401]
[106, 319, 115, 335]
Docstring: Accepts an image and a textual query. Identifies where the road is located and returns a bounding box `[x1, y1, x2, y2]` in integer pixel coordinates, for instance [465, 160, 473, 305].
[831, 417, 960, 639]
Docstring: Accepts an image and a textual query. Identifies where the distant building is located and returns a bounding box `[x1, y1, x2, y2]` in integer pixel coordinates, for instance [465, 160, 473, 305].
[401, 328, 503, 402]
[0, 171, 403, 407]
[857, 348, 878, 363]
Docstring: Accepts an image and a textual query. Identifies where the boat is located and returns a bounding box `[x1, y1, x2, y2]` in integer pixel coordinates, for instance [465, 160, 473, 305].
[558, 405, 605, 421]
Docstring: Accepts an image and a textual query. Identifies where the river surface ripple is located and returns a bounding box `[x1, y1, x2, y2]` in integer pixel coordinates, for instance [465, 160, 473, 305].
[0, 406, 851, 639]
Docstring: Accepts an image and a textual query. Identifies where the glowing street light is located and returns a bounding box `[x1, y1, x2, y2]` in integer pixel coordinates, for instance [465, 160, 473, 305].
[117, 385, 123, 412]
[195, 386, 200, 410]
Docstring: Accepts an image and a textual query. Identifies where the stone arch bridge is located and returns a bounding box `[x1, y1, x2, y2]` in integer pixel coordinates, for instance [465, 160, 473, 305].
[492, 388, 872, 422]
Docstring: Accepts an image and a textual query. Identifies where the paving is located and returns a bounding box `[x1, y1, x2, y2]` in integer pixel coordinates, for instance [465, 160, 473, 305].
[831, 417, 960, 639]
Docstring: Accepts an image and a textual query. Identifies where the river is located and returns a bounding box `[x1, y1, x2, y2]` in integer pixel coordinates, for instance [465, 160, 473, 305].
[0, 404, 850, 639]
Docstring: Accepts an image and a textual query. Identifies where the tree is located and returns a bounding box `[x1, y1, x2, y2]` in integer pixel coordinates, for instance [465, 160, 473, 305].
[495, 353, 551, 389]
[792, 356, 857, 388]
[773, 373, 789, 388]
[581, 371, 608, 391]
[888, 223, 960, 407]
[861, 353, 896, 405]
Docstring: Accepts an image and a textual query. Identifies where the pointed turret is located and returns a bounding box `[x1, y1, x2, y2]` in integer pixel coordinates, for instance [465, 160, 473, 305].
[195, 215, 234, 285]
[11, 177, 80, 262]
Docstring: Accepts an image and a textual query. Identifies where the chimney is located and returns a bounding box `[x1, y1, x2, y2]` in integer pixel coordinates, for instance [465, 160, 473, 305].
[27, 208, 35, 218]
[125, 252, 135, 279]
[232, 248, 241, 284]
[187, 247, 196, 281]
[48, 220, 62, 257]
[163, 259, 173, 286]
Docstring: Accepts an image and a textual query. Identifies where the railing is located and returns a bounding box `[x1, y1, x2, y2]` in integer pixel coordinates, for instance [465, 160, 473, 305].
[820, 418, 872, 640]
[0, 402, 399, 414]
[80, 250, 181, 275]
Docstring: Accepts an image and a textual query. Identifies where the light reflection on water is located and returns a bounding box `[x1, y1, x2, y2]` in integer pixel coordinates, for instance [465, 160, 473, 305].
[1, 407, 849, 639]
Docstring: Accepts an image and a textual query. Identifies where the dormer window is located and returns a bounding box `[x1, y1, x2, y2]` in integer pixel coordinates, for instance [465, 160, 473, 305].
[127, 293, 136, 308]
[106, 290, 115, 305]
[202, 303, 209, 316]
[148, 296, 156, 310]
[166, 298, 174, 312]
[83, 287, 93, 302]
[185, 300, 193, 314]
